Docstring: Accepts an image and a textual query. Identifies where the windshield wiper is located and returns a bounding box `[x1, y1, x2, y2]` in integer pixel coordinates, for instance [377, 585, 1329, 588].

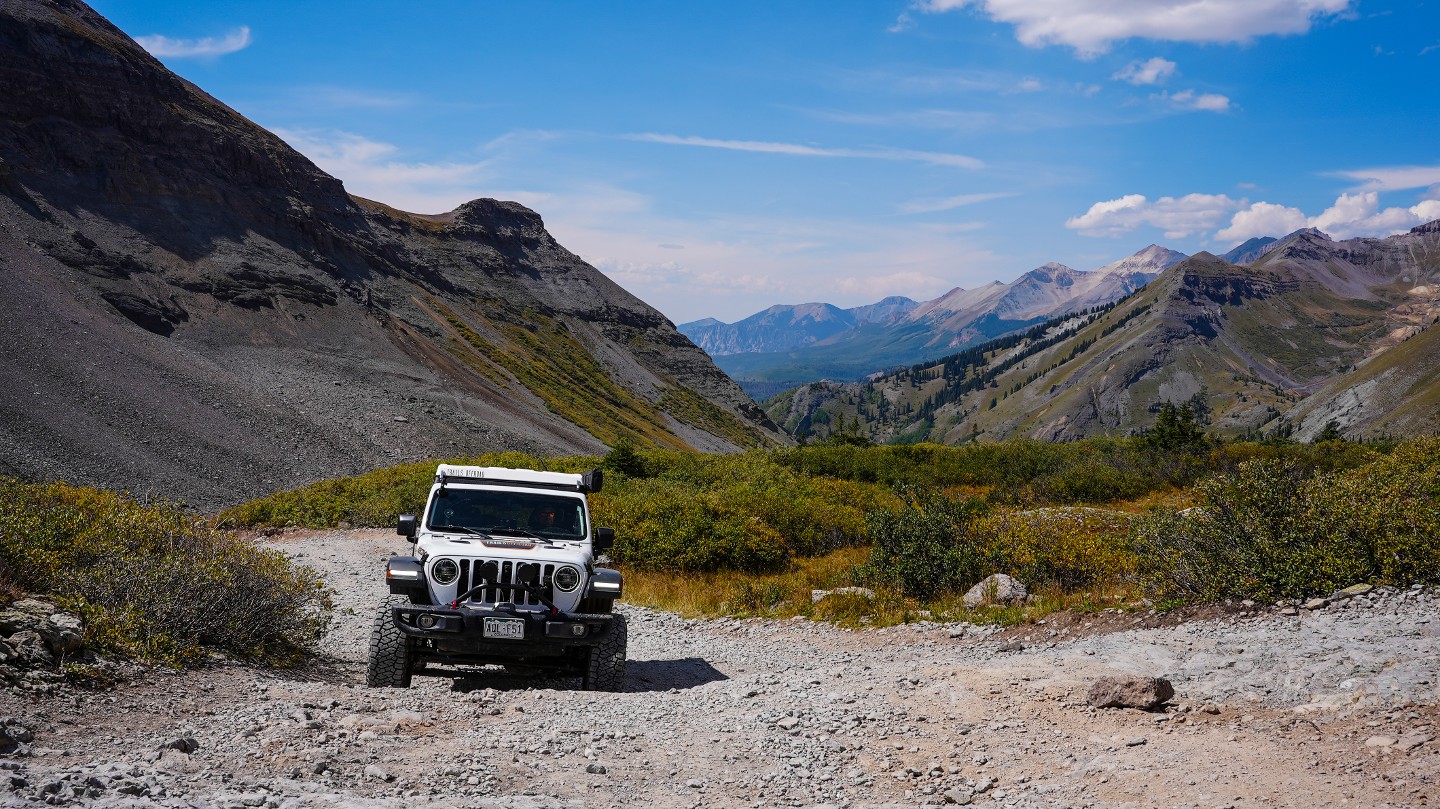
[483, 527, 544, 539]
[430, 524, 481, 536]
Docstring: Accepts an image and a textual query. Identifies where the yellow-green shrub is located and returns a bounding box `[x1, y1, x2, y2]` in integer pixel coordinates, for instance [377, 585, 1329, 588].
[0, 479, 331, 666]
[973, 507, 1136, 589]
[1132, 439, 1440, 602]
[220, 452, 600, 529]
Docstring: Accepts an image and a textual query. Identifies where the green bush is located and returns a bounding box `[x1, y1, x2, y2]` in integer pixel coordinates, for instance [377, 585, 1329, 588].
[972, 507, 1136, 590]
[591, 450, 886, 572]
[860, 487, 991, 599]
[220, 452, 599, 529]
[0, 479, 332, 666]
[1132, 441, 1440, 602]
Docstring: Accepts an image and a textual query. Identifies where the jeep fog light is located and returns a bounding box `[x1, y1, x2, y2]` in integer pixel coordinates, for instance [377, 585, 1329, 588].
[552, 565, 581, 592]
[431, 558, 459, 586]
[417, 614, 438, 629]
[570, 624, 586, 637]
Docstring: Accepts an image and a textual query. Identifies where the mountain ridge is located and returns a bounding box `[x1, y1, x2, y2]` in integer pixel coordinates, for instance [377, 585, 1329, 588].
[683, 244, 1186, 397]
[764, 226, 1440, 444]
[0, 0, 786, 508]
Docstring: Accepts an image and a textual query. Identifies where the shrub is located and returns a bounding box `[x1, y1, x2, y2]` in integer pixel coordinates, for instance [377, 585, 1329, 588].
[860, 487, 991, 599]
[220, 452, 600, 529]
[591, 451, 887, 572]
[972, 507, 1136, 590]
[0, 479, 332, 666]
[1131, 441, 1440, 602]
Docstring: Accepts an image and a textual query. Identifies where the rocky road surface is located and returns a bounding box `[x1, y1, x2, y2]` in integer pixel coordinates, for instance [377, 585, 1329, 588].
[1, 529, 1436, 808]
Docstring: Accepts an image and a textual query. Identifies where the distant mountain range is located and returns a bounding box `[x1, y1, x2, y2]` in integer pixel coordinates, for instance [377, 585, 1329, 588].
[0, 0, 786, 507]
[680, 296, 919, 356]
[680, 245, 1186, 399]
[766, 223, 1440, 444]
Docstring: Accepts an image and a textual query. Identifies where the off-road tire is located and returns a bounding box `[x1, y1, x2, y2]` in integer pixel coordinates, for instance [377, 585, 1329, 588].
[582, 613, 627, 692]
[366, 596, 414, 688]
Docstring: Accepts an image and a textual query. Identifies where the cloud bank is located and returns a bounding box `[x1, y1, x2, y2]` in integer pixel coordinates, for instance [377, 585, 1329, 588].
[1069, 184, 1440, 246]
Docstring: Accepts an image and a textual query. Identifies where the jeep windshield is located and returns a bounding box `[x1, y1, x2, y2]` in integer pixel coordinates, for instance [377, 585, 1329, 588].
[426, 488, 587, 541]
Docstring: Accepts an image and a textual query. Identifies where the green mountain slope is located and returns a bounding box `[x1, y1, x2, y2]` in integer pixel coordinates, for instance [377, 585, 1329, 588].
[770, 227, 1440, 445]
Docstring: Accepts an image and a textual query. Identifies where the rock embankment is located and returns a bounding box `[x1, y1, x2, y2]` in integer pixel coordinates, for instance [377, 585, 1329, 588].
[0, 599, 95, 697]
[0, 529, 1433, 808]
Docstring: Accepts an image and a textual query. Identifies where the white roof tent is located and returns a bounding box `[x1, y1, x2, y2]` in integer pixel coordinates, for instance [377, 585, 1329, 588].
[434, 464, 604, 494]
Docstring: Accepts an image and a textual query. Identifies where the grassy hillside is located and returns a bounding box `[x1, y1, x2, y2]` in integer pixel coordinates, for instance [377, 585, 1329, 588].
[772, 245, 1440, 446]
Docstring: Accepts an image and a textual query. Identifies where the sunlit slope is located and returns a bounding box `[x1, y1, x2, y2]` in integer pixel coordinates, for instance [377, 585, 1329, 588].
[768, 227, 1440, 444]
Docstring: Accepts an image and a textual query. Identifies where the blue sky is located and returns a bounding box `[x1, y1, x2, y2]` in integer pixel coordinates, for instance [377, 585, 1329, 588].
[92, 1, 1440, 324]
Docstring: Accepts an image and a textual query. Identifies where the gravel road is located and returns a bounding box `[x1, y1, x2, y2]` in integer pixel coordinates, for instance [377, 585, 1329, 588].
[0, 529, 1436, 808]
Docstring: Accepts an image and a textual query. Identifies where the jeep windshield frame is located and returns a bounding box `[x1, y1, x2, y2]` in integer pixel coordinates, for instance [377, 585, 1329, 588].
[424, 487, 588, 541]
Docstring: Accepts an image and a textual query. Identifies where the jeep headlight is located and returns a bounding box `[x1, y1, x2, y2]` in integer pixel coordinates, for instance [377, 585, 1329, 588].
[552, 565, 581, 592]
[431, 558, 459, 586]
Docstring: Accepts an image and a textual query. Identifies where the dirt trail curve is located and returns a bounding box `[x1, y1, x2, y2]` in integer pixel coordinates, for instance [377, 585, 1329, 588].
[0, 529, 1436, 808]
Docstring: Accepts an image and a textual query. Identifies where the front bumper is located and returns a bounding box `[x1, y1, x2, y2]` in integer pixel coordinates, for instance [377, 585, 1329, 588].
[392, 604, 614, 662]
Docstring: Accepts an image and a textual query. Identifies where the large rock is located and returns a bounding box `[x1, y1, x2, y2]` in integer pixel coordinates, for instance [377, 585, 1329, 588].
[39, 613, 84, 655]
[963, 574, 1028, 608]
[4, 631, 53, 667]
[1086, 675, 1175, 710]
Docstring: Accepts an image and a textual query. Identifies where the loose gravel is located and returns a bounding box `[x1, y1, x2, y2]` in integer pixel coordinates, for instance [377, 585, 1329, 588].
[0, 530, 1435, 808]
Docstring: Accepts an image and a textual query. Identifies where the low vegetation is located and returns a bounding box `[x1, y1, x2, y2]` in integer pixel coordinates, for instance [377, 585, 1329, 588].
[215, 434, 1439, 628]
[0, 479, 332, 666]
[8, 433, 1429, 667]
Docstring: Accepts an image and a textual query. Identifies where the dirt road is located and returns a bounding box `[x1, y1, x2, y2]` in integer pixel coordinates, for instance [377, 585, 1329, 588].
[0, 529, 1435, 808]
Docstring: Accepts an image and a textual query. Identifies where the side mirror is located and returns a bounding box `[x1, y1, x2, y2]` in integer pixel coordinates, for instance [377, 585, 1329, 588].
[593, 527, 615, 553]
[582, 468, 604, 494]
[397, 514, 418, 542]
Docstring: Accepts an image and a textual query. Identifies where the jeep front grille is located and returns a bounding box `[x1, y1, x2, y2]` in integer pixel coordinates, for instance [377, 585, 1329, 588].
[459, 559, 555, 606]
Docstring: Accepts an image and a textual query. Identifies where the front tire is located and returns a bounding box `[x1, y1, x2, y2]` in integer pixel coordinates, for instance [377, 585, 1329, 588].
[582, 613, 627, 692]
[366, 596, 414, 688]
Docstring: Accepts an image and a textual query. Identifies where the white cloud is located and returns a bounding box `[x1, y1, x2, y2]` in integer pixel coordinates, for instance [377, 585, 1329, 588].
[1065, 193, 1241, 238]
[1329, 164, 1440, 192]
[1076, 188, 1440, 247]
[1214, 202, 1308, 243]
[628, 133, 984, 169]
[1306, 192, 1440, 239]
[1159, 89, 1232, 112]
[273, 128, 495, 214]
[1114, 57, 1177, 85]
[898, 191, 1015, 214]
[911, 0, 1352, 56]
[136, 26, 252, 58]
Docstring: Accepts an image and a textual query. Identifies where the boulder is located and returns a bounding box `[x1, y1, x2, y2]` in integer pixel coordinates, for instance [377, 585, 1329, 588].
[4, 630, 54, 667]
[963, 574, 1027, 608]
[0, 609, 41, 637]
[40, 613, 84, 655]
[1086, 675, 1175, 710]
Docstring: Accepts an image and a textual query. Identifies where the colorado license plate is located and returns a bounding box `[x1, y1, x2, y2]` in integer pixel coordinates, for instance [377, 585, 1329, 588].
[483, 617, 525, 640]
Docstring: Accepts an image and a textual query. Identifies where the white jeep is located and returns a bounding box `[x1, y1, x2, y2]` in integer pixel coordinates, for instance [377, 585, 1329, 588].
[366, 464, 626, 691]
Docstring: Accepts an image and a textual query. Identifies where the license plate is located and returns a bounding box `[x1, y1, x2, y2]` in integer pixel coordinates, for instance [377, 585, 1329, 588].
[483, 617, 525, 640]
